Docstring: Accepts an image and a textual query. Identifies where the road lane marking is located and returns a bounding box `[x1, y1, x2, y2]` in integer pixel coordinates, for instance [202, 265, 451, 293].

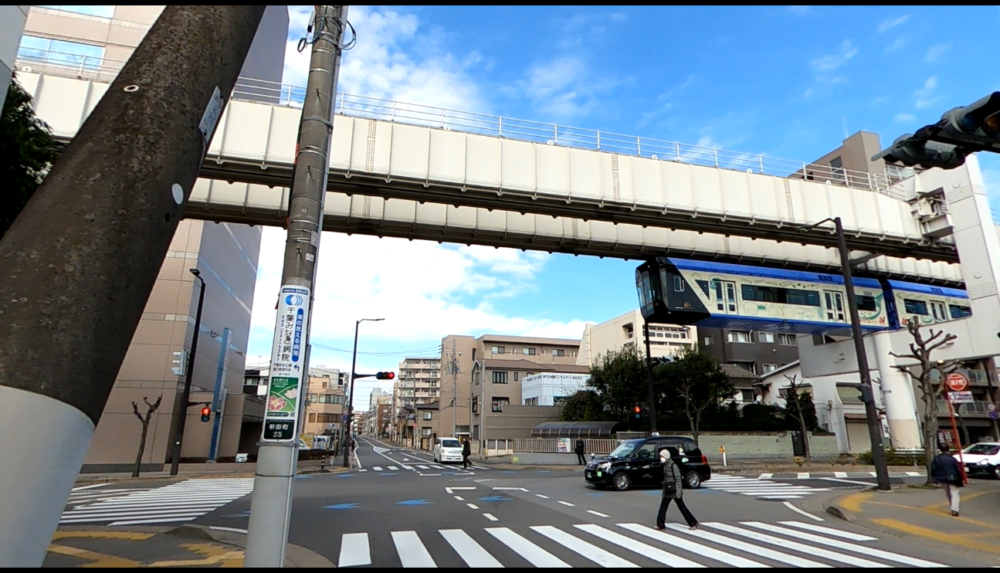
[661, 524, 828, 568]
[782, 501, 825, 521]
[454, 496, 464, 501]
[440, 529, 503, 567]
[616, 523, 765, 567]
[558, 501, 575, 507]
[445, 487, 476, 494]
[467, 503, 479, 510]
[778, 521, 875, 541]
[391, 531, 436, 567]
[388, 466, 399, 471]
[742, 522, 943, 567]
[704, 523, 888, 568]
[486, 527, 570, 568]
[820, 477, 876, 487]
[535, 494, 549, 499]
[587, 510, 609, 518]
[493, 487, 528, 492]
[417, 465, 429, 469]
[339, 533, 371, 567]
[532, 525, 638, 567]
[401, 465, 413, 470]
[373, 467, 383, 472]
[483, 513, 499, 521]
[582, 524, 703, 568]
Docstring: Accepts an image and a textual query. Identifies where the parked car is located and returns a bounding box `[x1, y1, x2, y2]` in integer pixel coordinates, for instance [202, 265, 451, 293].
[584, 436, 712, 491]
[955, 442, 1000, 479]
[433, 437, 464, 464]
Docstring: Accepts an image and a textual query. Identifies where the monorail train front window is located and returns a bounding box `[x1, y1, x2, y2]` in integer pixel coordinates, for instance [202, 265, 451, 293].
[949, 305, 972, 319]
[674, 276, 685, 292]
[903, 298, 928, 316]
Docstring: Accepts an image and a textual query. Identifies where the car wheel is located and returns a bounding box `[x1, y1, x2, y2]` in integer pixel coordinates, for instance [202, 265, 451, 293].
[685, 471, 702, 489]
[613, 472, 632, 492]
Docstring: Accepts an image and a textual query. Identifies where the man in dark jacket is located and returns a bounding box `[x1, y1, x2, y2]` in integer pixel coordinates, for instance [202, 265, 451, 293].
[575, 439, 586, 465]
[655, 447, 698, 530]
[462, 437, 472, 469]
[930, 443, 963, 516]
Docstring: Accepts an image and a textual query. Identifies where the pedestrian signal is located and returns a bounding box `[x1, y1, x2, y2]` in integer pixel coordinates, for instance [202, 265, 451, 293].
[201, 406, 211, 423]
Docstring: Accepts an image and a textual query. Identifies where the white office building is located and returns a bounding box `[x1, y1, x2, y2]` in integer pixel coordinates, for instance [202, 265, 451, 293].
[521, 373, 590, 406]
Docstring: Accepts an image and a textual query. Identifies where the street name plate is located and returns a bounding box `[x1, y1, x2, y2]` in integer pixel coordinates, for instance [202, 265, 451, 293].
[948, 391, 974, 404]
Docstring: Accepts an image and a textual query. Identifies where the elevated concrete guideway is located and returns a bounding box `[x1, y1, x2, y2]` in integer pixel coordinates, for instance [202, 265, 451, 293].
[19, 70, 992, 285]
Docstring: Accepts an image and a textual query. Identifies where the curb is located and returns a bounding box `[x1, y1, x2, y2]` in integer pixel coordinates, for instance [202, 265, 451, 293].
[167, 525, 334, 568]
[823, 503, 857, 522]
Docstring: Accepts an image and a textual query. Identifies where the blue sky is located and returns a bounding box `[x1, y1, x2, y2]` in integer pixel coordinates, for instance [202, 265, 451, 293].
[246, 6, 1000, 410]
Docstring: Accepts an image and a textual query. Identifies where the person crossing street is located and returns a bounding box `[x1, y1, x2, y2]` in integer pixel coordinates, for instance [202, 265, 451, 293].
[656, 447, 698, 530]
[462, 436, 471, 469]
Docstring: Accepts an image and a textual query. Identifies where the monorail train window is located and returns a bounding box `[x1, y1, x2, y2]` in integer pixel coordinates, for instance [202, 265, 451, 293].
[903, 298, 928, 316]
[696, 280, 710, 297]
[949, 305, 972, 319]
[741, 284, 820, 307]
[674, 276, 685, 292]
[855, 295, 877, 312]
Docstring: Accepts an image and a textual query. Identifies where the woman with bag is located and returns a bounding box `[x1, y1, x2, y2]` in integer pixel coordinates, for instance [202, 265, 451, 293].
[655, 447, 699, 530]
[930, 443, 964, 516]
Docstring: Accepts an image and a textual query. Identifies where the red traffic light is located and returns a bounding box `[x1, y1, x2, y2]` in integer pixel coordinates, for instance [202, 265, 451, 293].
[376, 371, 395, 380]
[634, 406, 641, 414]
[200, 406, 211, 422]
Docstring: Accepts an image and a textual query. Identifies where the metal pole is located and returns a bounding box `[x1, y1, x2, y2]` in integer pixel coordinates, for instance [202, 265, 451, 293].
[945, 399, 969, 484]
[208, 327, 232, 462]
[170, 270, 206, 475]
[643, 320, 658, 434]
[452, 340, 458, 436]
[834, 216, 891, 490]
[245, 7, 345, 567]
[343, 320, 361, 468]
[0, 7, 264, 566]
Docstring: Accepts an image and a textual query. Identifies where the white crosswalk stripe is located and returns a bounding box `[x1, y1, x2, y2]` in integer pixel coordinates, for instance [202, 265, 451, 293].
[332, 520, 945, 568]
[703, 474, 832, 498]
[59, 478, 254, 526]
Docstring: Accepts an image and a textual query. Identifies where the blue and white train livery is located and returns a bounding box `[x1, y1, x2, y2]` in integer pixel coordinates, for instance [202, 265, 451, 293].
[636, 258, 970, 335]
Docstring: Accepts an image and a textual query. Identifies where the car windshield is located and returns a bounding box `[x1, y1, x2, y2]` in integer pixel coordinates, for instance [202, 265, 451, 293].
[609, 440, 642, 458]
[442, 439, 461, 448]
[965, 444, 1000, 455]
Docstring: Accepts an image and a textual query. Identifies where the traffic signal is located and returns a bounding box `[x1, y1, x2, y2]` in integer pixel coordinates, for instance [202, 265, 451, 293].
[171, 350, 188, 376]
[873, 135, 967, 170]
[858, 385, 874, 405]
[200, 406, 211, 423]
[375, 371, 395, 380]
[941, 92, 1000, 139]
[634, 405, 642, 419]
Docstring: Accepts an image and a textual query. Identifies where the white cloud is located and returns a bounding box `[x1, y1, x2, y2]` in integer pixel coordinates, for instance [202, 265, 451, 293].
[520, 56, 610, 118]
[925, 44, 951, 63]
[877, 15, 910, 33]
[894, 113, 916, 123]
[884, 38, 907, 53]
[914, 76, 939, 109]
[283, 7, 486, 113]
[810, 40, 859, 72]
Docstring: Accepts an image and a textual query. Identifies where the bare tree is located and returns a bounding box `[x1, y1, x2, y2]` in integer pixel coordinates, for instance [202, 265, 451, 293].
[889, 321, 959, 486]
[784, 374, 811, 463]
[131, 395, 163, 478]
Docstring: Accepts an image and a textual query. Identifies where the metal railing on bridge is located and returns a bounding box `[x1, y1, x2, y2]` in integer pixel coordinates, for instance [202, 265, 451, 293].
[16, 49, 911, 198]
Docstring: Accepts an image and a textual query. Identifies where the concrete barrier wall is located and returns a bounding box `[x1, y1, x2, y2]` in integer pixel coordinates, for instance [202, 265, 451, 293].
[506, 433, 840, 465]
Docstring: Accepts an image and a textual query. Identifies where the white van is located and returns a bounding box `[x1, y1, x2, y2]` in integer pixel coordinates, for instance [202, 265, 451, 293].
[433, 437, 464, 464]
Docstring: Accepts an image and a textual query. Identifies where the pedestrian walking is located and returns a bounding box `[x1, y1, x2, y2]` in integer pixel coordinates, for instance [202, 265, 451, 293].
[462, 436, 471, 469]
[575, 438, 587, 465]
[656, 447, 698, 530]
[930, 443, 964, 516]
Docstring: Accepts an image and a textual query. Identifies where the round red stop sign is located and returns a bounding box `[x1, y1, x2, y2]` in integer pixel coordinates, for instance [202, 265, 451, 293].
[945, 372, 970, 392]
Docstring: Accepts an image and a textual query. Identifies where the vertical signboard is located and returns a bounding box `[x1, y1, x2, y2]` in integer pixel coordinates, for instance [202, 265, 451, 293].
[262, 286, 311, 441]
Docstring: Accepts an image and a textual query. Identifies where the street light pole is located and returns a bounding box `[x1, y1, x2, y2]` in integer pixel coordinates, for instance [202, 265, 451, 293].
[642, 320, 659, 434]
[169, 268, 206, 476]
[343, 318, 383, 468]
[802, 217, 891, 491]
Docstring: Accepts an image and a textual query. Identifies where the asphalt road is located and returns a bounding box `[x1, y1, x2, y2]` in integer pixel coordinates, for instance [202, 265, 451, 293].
[188, 436, 992, 567]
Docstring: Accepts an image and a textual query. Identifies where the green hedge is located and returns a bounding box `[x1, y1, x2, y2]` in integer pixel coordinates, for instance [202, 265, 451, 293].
[857, 448, 924, 466]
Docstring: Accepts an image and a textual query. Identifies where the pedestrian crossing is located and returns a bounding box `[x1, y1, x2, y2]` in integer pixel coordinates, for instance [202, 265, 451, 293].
[333, 520, 944, 568]
[703, 474, 832, 499]
[365, 463, 487, 474]
[60, 478, 254, 526]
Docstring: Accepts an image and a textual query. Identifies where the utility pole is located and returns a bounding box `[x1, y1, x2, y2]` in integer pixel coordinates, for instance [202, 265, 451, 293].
[0, 7, 264, 567]
[170, 268, 206, 475]
[643, 320, 659, 435]
[450, 340, 459, 436]
[245, 6, 346, 567]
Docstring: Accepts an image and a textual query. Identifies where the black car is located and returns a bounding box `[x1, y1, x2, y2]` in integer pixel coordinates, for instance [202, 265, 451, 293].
[584, 436, 711, 491]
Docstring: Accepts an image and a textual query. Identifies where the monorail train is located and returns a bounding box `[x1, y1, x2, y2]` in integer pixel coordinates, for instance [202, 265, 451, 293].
[636, 258, 971, 335]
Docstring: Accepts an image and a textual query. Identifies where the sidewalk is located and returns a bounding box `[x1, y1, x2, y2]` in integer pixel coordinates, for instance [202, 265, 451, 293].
[819, 479, 1000, 564]
[45, 524, 333, 568]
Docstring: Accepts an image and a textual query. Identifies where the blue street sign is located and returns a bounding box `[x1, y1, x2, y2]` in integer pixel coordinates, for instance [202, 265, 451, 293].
[989, 411, 999, 420]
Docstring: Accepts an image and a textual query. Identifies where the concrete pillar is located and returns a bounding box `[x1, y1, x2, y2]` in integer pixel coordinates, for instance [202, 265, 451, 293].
[874, 331, 922, 449]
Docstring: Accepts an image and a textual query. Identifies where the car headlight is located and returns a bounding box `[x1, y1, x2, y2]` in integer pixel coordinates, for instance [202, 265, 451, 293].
[598, 462, 611, 471]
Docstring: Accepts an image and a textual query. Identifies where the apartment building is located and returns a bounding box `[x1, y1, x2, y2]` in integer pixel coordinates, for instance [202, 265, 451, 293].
[392, 357, 441, 447]
[12, 5, 289, 471]
[576, 310, 697, 367]
[302, 368, 347, 437]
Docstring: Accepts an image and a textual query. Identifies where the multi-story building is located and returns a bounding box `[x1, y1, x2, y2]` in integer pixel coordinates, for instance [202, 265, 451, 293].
[12, 5, 289, 471]
[521, 372, 591, 406]
[698, 327, 801, 404]
[302, 368, 347, 437]
[577, 310, 697, 367]
[392, 357, 441, 446]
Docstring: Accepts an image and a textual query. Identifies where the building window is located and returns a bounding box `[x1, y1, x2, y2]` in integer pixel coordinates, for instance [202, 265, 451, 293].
[727, 331, 752, 344]
[762, 363, 778, 373]
[491, 398, 509, 412]
[733, 362, 756, 374]
[492, 371, 508, 384]
[422, 411, 432, 420]
[472, 397, 478, 413]
[491, 346, 505, 354]
[308, 413, 317, 423]
[39, 5, 116, 17]
[758, 332, 774, 344]
[624, 324, 634, 339]
[522, 347, 536, 355]
[421, 427, 433, 437]
[740, 389, 755, 403]
[777, 333, 797, 346]
[18, 35, 105, 70]
[514, 372, 518, 382]
[552, 349, 566, 357]
[703, 335, 713, 346]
